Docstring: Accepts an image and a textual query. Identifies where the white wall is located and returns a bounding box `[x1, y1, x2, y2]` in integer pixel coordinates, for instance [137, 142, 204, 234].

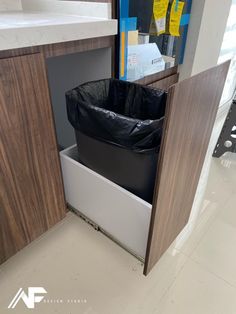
[0, 0, 22, 11]
[218, 0, 236, 104]
[179, 0, 232, 80]
[178, 1, 234, 253]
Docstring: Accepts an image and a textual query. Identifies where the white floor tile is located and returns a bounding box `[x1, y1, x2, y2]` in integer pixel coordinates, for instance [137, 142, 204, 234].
[216, 194, 236, 229]
[191, 205, 236, 287]
[0, 213, 187, 314]
[156, 259, 236, 314]
[189, 152, 236, 288]
[173, 155, 234, 257]
[1, 111, 235, 314]
[173, 200, 219, 256]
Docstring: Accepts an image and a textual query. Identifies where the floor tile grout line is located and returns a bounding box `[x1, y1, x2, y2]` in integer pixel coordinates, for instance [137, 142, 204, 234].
[188, 255, 236, 290]
[183, 189, 236, 258]
[184, 202, 236, 289]
[176, 164, 235, 258]
[177, 208, 220, 258]
[154, 252, 191, 306]
[213, 192, 236, 220]
[0, 213, 75, 271]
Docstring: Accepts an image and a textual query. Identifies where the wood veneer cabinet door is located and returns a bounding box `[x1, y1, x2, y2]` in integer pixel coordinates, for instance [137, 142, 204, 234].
[0, 53, 66, 264]
[148, 73, 179, 91]
[144, 61, 230, 275]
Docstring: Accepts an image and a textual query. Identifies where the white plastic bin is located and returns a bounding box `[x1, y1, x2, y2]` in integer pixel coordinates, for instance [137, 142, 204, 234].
[60, 145, 152, 259]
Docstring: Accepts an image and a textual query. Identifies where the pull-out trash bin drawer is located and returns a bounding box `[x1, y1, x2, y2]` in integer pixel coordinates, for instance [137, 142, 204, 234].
[66, 79, 167, 203]
[60, 62, 229, 275]
[60, 145, 152, 260]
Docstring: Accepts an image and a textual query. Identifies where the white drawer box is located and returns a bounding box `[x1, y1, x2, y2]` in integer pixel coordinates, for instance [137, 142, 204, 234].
[60, 145, 152, 259]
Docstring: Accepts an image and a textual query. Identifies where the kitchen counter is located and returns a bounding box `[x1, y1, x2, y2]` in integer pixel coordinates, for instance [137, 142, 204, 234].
[0, 0, 117, 267]
[0, 11, 117, 51]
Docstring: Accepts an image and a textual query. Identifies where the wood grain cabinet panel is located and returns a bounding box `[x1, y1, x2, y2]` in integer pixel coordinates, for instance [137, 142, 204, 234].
[148, 73, 179, 91]
[144, 61, 230, 275]
[135, 66, 178, 86]
[0, 53, 66, 264]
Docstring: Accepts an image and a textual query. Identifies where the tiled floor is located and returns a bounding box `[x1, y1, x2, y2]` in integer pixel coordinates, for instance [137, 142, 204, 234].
[1, 123, 236, 313]
[1, 152, 235, 314]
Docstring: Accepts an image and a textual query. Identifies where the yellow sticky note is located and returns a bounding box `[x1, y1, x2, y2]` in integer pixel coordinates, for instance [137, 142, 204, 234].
[169, 0, 185, 37]
[150, 0, 169, 36]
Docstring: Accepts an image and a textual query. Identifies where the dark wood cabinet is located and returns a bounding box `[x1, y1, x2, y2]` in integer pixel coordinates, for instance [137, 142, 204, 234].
[148, 73, 179, 90]
[0, 36, 114, 265]
[58, 58, 229, 275]
[0, 35, 230, 277]
[144, 61, 230, 274]
[0, 53, 66, 263]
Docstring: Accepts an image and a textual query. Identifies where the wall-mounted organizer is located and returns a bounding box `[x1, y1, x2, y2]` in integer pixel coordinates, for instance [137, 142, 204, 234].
[59, 61, 229, 275]
[118, 0, 192, 81]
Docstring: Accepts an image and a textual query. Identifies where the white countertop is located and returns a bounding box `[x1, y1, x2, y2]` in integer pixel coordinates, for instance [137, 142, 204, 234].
[0, 11, 114, 29]
[0, 9, 117, 51]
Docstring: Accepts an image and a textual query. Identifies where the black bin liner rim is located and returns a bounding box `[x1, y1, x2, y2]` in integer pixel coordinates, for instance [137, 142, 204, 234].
[66, 78, 167, 151]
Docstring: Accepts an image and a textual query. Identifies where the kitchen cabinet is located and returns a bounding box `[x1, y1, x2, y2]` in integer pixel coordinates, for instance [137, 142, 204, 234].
[0, 53, 66, 263]
[144, 62, 229, 274]
[60, 61, 230, 275]
[0, 4, 230, 276]
[0, 35, 115, 264]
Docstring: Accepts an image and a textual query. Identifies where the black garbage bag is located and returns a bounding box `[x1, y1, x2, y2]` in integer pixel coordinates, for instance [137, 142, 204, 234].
[66, 79, 167, 203]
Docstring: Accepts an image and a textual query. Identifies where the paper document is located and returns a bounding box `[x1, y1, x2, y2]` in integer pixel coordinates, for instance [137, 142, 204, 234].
[127, 43, 165, 81]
